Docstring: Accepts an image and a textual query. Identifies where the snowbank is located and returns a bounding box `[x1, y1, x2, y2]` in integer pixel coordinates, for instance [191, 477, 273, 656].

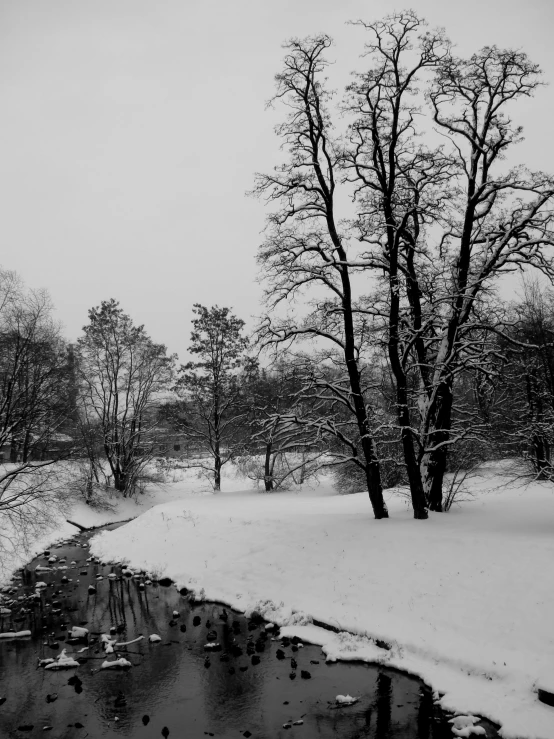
[0, 460, 226, 588]
[90, 464, 554, 739]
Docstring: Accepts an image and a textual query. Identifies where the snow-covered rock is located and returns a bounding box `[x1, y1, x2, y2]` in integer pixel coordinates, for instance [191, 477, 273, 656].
[101, 658, 132, 670]
[44, 649, 80, 670]
[449, 716, 486, 737]
[203, 642, 222, 651]
[0, 630, 31, 639]
[68, 626, 89, 639]
[335, 694, 359, 706]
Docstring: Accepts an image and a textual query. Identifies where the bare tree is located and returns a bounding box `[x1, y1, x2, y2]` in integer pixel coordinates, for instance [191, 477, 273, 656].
[174, 305, 249, 491]
[417, 42, 554, 508]
[76, 299, 175, 497]
[241, 358, 325, 491]
[0, 268, 75, 568]
[338, 13, 554, 512]
[254, 36, 389, 518]
[343, 12, 451, 518]
[0, 272, 71, 463]
[488, 281, 554, 478]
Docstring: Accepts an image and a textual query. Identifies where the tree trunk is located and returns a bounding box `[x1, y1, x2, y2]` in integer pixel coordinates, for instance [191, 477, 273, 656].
[10, 437, 20, 463]
[386, 213, 428, 520]
[214, 443, 221, 492]
[22, 430, 31, 463]
[343, 334, 388, 518]
[364, 458, 388, 518]
[327, 207, 387, 518]
[402, 430, 428, 519]
[264, 444, 273, 491]
[421, 380, 453, 512]
[531, 433, 551, 478]
[424, 445, 448, 512]
[113, 469, 127, 494]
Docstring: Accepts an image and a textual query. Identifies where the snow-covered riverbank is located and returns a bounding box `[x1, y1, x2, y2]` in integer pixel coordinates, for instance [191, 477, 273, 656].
[88, 462, 554, 739]
[0, 462, 219, 587]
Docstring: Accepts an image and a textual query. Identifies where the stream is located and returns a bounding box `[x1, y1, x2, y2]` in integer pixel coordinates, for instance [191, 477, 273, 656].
[0, 528, 499, 739]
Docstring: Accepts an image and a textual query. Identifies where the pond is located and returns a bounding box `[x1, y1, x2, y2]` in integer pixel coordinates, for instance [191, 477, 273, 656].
[0, 529, 499, 738]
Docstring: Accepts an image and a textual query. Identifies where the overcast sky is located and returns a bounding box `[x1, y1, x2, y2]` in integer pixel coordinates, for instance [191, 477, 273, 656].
[0, 0, 553, 360]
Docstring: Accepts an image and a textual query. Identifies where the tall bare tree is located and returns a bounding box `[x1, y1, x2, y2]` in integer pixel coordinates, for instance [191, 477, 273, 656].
[255, 36, 389, 518]
[343, 12, 451, 518]
[418, 41, 554, 508]
[340, 13, 554, 512]
[77, 299, 174, 496]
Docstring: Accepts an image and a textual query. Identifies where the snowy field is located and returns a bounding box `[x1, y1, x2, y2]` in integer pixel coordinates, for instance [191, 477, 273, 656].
[2, 460, 553, 737]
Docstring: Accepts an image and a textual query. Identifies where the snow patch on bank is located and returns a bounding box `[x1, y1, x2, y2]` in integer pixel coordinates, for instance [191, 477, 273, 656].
[0, 460, 234, 588]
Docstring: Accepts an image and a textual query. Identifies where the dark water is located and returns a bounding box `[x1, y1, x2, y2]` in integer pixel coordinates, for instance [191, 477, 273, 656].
[0, 531, 498, 739]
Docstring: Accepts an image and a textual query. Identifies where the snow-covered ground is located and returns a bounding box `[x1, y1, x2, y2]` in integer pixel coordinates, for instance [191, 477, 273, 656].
[87, 461, 554, 739]
[0, 462, 226, 585]
[2, 460, 553, 737]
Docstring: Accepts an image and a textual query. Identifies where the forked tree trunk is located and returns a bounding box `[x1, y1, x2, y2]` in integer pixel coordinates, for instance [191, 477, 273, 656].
[387, 217, 428, 520]
[113, 469, 127, 494]
[402, 431, 428, 519]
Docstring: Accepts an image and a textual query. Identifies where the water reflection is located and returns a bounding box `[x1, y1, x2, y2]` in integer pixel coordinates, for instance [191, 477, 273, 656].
[0, 533, 498, 738]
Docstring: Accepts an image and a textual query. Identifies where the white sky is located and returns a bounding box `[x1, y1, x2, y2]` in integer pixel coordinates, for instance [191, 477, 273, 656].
[1, 0, 553, 360]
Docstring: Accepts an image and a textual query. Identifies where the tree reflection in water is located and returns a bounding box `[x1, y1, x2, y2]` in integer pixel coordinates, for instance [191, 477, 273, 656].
[0, 532, 499, 738]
